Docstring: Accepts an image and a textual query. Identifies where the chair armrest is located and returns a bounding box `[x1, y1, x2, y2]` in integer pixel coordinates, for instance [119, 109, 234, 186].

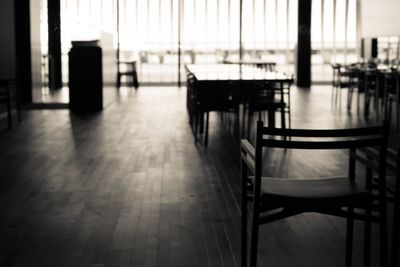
[241, 139, 255, 174]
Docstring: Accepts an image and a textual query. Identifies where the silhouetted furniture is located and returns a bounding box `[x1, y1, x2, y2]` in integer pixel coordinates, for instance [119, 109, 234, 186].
[383, 70, 400, 130]
[241, 121, 390, 267]
[245, 79, 293, 136]
[388, 147, 400, 267]
[68, 41, 103, 113]
[186, 72, 196, 128]
[353, 145, 400, 267]
[117, 60, 139, 88]
[345, 65, 362, 110]
[332, 63, 356, 109]
[0, 79, 21, 129]
[363, 68, 380, 117]
[186, 64, 293, 145]
[194, 80, 240, 146]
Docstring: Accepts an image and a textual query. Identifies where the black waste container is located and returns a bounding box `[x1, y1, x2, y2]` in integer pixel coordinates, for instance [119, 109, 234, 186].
[69, 41, 103, 113]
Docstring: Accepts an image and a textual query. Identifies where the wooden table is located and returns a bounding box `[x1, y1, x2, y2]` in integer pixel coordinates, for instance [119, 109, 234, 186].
[186, 64, 289, 82]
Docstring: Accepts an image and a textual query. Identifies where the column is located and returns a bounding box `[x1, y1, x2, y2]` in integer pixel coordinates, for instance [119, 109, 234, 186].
[296, 0, 312, 87]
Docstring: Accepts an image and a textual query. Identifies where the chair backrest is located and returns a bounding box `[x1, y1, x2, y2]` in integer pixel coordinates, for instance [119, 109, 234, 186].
[196, 80, 240, 110]
[251, 120, 390, 207]
[256, 120, 389, 151]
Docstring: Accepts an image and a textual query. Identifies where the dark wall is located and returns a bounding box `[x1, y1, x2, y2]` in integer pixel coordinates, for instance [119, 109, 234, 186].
[14, 0, 33, 103]
[0, 0, 16, 80]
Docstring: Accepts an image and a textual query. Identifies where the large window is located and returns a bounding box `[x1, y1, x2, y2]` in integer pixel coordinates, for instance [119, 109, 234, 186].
[40, 0, 359, 84]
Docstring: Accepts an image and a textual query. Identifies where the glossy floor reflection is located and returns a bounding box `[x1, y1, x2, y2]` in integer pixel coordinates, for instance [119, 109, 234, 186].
[0, 85, 398, 266]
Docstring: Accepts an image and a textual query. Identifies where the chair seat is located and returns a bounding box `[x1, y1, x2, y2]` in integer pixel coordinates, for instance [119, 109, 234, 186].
[250, 177, 372, 211]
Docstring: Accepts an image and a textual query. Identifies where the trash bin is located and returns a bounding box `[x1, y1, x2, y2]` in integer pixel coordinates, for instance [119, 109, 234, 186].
[68, 40, 103, 113]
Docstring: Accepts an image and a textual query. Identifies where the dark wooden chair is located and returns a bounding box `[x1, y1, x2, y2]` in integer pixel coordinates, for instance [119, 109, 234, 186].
[389, 147, 400, 267]
[0, 79, 21, 129]
[241, 121, 390, 267]
[273, 78, 293, 129]
[332, 63, 351, 105]
[383, 70, 400, 131]
[331, 63, 360, 110]
[194, 81, 240, 146]
[363, 68, 380, 117]
[186, 72, 196, 128]
[353, 145, 400, 267]
[345, 65, 361, 110]
[245, 79, 292, 136]
[117, 61, 139, 88]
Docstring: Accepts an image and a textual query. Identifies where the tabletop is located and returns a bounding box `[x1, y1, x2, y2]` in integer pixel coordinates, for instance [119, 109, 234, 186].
[186, 64, 292, 82]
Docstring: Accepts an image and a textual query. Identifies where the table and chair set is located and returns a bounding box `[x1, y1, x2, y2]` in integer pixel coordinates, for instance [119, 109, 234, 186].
[186, 63, 294, 146]
[331, 62, 400, 129]
[186, 62, 400, 266]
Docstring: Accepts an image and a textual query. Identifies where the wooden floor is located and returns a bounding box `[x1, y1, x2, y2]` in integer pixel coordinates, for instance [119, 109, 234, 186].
[0, 86, 398, 266]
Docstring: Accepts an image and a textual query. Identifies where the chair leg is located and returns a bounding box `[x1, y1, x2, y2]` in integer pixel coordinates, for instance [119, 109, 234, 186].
[281, 109, 286, 130]
[346, 206, 354, 267]
[391, 198, 400, 267]
[267, 109, 275, 128]
[235, 109, 240, 139]
[200, 112, 204, 134]
[16, 87, 21, 124]
[247, 111, 252, 139]
[364, 167, 373, 267]
[241, 105, 246, 138]
[7, 94, 12, 129]
[334, 87, 339, 106]
[241, 167, 248, 267]
[347, 88, 352, 110]
[249, 217, 259, 267]
[117, 73, 121, 88]
[194, 111, 199, 143]
[364, 206, 371, 267]
[17, 99, 21, 124]
[365, 91, 370, 117]
[396, 99, 399, 132]
[379, 205, 388, 267]
[204, 111, 209, 146]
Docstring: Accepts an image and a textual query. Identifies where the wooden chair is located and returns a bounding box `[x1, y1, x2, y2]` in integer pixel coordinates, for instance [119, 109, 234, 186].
[353, 145, 400, 267]
[117, 61, 139, 88]
[186, 72, 196, 128]
[363, 69, 380, 117]
[194, 81, 240, 146]
[245, 79, 292, 136]
[332, 63, 351, 106]
[383, 70, 400, 130]
[390, 147, 400, 267]
[345, 66, 361, 110]
[0, 79, 21, 129]
[241, 121, 390, 267]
